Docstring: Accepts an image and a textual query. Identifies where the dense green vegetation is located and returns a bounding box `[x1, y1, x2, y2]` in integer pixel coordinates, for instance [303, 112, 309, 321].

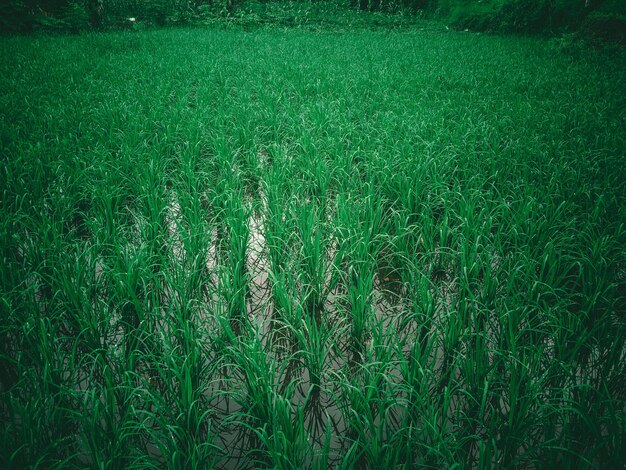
[1, 24, 625, 469]
[2, 0, 625, 42]
[434, 0, 625, 40]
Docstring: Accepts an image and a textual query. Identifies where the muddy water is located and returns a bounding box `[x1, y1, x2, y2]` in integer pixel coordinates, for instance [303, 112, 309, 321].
[143, 188, 460, 467]
[30, 186, 467, 469]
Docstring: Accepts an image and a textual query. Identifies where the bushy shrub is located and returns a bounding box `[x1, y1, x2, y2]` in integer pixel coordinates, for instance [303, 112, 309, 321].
[0, 1, 32, 33]
[496, 0, 552, 33]
[142, 0, 171, 25]
[104, 0, 141, 19]
[61, 1, 91, 32]
[32, 11, 70, 31]
[439, 0, 600, 34]
[439, 0, 499, 31]
[582, 12, 626, 44]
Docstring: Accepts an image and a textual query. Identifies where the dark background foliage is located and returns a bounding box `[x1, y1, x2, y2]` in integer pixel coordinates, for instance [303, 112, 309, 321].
[0, 0, 624, 42]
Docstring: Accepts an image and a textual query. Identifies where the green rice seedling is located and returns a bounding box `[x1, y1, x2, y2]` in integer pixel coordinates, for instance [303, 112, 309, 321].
[262, 166, 295, 281]
[76, 362, 142, 468]
[220, 186, 251, 338]
[265, 268, 301, 356]
[225, 333, 308, 467]
[335, 187, 386, 364]
[294, 202, 334, 325]
[8, 306, 79, 466]
[169, 152, 214, 304]
[335, 346, 405, 468]
[140, 305, 220, 469]
[49, 244, 109, 358]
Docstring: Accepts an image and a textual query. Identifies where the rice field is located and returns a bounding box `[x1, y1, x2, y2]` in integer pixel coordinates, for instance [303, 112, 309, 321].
[0, 27, 625, 468]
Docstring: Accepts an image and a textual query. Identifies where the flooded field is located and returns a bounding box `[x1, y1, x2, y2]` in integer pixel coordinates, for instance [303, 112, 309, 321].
[1, 28, 624, 468]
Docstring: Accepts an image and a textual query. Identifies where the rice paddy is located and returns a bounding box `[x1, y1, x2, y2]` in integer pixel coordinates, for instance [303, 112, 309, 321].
[1, 27, 625, 468]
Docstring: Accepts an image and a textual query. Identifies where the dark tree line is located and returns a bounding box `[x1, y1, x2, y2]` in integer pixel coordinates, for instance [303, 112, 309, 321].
[0, 0, 218, 31]
[1, 0, 623, 41]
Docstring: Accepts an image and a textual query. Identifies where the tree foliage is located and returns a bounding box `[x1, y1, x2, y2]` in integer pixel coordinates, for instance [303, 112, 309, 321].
[0, 0, 624, 43]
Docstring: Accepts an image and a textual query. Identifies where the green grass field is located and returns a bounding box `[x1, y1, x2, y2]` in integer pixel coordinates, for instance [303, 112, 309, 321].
[1, 27, 625, 468]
